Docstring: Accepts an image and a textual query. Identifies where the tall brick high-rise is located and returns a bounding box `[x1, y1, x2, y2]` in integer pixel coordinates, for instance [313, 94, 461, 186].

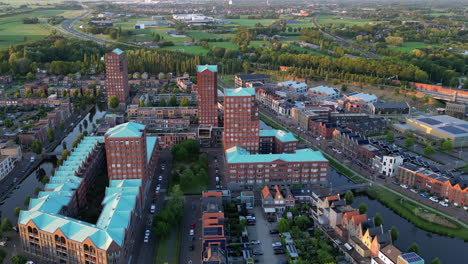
[223, 88, 259, 153]
[105, 48, 129, 106]
[104, 122, 158, 183]
[197, 65, 218, 126]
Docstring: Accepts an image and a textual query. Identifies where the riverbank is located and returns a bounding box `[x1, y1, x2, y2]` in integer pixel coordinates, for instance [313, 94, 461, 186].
[367, 186, 468, 241]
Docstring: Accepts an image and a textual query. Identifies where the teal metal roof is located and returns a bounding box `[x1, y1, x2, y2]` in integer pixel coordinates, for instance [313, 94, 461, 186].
[225, 146, 328, 164]
[259, 130, 298, 143]
[105, 122, 145, 138]
[18, 136, 141, 251]
[197, 64, 217, 73]
[146, 136, 157, 163]
[112, 48, 124, 55]
[224, 87, 255, 97]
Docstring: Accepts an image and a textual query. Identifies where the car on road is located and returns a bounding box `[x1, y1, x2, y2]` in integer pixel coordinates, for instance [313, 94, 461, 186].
[377, 175, 385, 180]
[392, 181, 399, 185]
[410, 189, 418, 193]
[158, 175, 163, 181]
[150, 205, 156, 214]
[190, 223, 195, 229]
[400, 184, 408, 189]
[252, 250, 263, 255]
[189, 229, 194, 236]
[143, 236, 149, 243]
[250, 240, 260, 245]
[274, 248, 285, 254]
[269, 229, 279, 234]
[429, 197, 439, 202]
[145, 229, 150, 236]
[419, 193, 428, 198]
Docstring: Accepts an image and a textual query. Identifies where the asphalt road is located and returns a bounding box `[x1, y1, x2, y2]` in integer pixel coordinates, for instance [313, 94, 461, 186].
[132, 151, 172, 264]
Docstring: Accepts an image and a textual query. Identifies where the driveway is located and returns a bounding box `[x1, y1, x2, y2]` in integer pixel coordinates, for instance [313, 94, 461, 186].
[247, 206, 287, 264]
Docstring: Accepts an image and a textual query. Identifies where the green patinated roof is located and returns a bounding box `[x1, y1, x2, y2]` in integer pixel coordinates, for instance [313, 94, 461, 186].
[224, 87, 255, 97]
[147, 136, 157, 163]
[259, 130, 298, 143]
[106, 122, 145, 138]
[225, 146, 328, 164]
[197, 64, 217, 73]
[112, 48, 124, 55]
[19, 136, 142, 251]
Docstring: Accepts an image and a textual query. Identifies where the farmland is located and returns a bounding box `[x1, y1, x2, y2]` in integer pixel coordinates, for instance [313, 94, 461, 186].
[0, 9, 82, 48]
[317, 15, 376, 27]
[387, 42, 432, 53]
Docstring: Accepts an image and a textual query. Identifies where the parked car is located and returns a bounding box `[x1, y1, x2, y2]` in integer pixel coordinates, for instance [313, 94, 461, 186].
[158, 175, 163, 181]
[430, 197, 439, 202]
[143, 236, 149, 243]
[392, 181, 400, 185]
[419, 193, 428, 198]
[269, 229, 279, 234]
[250, 240, 260, 245]
[400, 184, 408, 189]
[145, 229, 150, 236]
[378, 175, 385, 180]
[190, 223, 195, 229]
[274, 248, 285, 254]
[253, 250, 263, 255]
[410, 189, 418, 193]
[189, 229, 194, 236]
[272, 242, 282, 247]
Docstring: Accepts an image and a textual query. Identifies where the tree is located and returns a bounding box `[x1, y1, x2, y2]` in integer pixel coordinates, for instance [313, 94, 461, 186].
[441, 139, 453, 151]
[294, 215, 310, 230]
[59, 120, 65, 130]
[406, 242, 420, 254]
[385, 131, 395, 141]
[390, 226, 399, 242]
[430, 258, 442, 264]
[34, 186, 42, 195]
[341, 84, 348, 92]
[48, 127, 55, 142]
[14, 207, 21, 217]
[344, 191, 354, 205]
[139, 99, 145, 107]
[41, 176, 50, 185]
[24, 196, 31, 206]
[109, 96, 119, 109]
[0, 248, 5, 264]
[10, 255, 27, 264]
[168, 185, 184, 219]
[242, 61, 251, 73]
[159, 98, 167, 107]
[358, 203, 368, 214]
[180, 97, 190, 106]
[404, 137, 414, 148]
[169, 95, 178, 106]
[277, 218, 290, 233]
[61, 149, 71, 161]
[4, 119, 13, 128]
[31, 140, 42, 154]
[424, 145, 436, 156]
[385, 36, 403, 46]
[374, 213, 384, 226]
[1, 218, 12, 231]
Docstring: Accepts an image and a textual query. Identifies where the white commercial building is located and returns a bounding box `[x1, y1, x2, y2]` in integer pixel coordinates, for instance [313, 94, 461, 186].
[372, 155, 404, 177]
[308, 85, 340, 98]
[344, 92, 378, 105]
[278, 81, 308, 93]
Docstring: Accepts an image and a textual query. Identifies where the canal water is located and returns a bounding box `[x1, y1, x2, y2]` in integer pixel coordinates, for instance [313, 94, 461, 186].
[0, 104, 106, 221]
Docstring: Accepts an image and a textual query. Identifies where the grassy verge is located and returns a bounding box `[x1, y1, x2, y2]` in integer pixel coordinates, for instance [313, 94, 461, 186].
[327, 158, 364, 183]
[154, 224, 182, 264]
[367, 186, 468, 241]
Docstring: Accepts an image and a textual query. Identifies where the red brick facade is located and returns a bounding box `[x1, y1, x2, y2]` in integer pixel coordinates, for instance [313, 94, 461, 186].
[105, 50, 129, 105]
[197, 68, 218, 126]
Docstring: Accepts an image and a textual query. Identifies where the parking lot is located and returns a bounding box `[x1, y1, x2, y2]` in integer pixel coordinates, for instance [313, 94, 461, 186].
[246, 206, 287, 264]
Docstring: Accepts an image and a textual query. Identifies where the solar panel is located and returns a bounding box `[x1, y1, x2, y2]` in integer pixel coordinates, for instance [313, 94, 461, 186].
[402, 252, 423, 263]
[204, 227, 222, 236]
[460, 124, 468, 129]
[440, 126, 466, 135]
[418, 118, 442, 125]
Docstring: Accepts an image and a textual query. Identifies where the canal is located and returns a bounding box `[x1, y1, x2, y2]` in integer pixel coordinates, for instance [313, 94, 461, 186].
[0, 104, 106, 221]
[261, 120, 468, 263]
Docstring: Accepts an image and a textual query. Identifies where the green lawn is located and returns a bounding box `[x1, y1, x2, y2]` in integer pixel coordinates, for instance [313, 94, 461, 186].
[154, 224, 181, 264]
[0, 9, 81, 48]
[288, 44, 326, 56]
[162, 45, 208, 55]
[387, 42, 432, 53]
[317, 15, 375, 27]
[220, 75, 235, 86]
[225, 18, 278, 27]
[185, 30, 222, 40]
[210, 41, 238, 50]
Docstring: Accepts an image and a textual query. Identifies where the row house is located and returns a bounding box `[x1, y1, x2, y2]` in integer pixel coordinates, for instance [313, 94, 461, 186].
[396, 164, 468, 206]
[127, 105, 198, 119]
[201, 191, 227, 264]
[291, 106, 332, 131]
[260, 185, 295, 213]
[235, 74, 270, 88]
[154, 132, 197, 149]
[225, 146, 329, 189]
[0, 98, 70, 108]
[333, 128, 380, 166]
[308, 119, 337, 139]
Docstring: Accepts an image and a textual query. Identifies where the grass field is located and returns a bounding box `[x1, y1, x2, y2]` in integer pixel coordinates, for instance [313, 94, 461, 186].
[288, 44, 326, 56]
[154, 219, 181, 264]
[210, 41, 238, 50]
[317, 15, 375, 27]
[162, 45, 208, 55]
[225, 17, 278, 27]
[185, 30, 222, 40]
[387, 42, 432, 53]
[0, 9, 81, 48]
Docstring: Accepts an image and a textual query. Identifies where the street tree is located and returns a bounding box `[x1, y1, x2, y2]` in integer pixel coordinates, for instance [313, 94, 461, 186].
[390, 226, 399, 242]
[277, 218, 290, 233]
[374, 213, 384, 226]
[344, 191, 354, 205]
[385, 131, 395, 141]
[1, 218, 12, 231]
[423, 146, 436, 155]
[294, 215, 310, 230]
[31, 140, 42, 154]
[441, 139, 453, 151]
[358, 203, 368, 214]
[14, 207, 21, 217]
[430, 258, 442, 264]
[405, 138, 415, 148]
[10, 255, 27, 264]
[109, 96, 119, 109]
[406, 242, 420, 254]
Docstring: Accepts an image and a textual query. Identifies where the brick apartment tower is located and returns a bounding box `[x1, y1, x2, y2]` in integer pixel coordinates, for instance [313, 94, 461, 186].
[223, 88, 260, 153]
[105, 48, 129, 106]
[197, 65, 218, 126]
[104, 122, 148, 181]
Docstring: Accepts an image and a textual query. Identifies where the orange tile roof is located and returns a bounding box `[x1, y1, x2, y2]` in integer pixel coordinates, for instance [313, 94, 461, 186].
[351, 214, 367, 227]
[326, 194, 340, 201]
[343, 210, 360, 221]
[261, 185, 272, 199]
[273, 185, 283, 199]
